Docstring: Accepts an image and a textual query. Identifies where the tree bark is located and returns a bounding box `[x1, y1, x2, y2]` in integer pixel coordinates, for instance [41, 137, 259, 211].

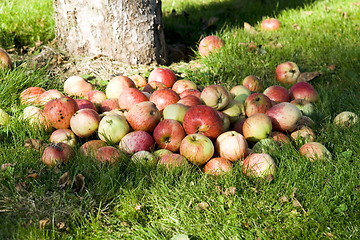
[53, 0, 168, 65]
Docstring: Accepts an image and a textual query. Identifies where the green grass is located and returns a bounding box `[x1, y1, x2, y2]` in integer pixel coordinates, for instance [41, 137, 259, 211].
[1, 0, 360, 239]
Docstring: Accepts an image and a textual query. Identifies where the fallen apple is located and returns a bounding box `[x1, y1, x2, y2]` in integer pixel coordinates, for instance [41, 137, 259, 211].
[242, 153, 276, 178]
[198, 35, 224, 57]
[333, 111, 358, 128]
[203, 157, 233, 176]
[179, 133, 214, 165]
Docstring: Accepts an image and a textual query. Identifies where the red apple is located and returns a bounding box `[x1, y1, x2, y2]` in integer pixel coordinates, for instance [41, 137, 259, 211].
[38, 89, 64, 105]
[118, 87, 148, 111]
[269, 131, 291, 145]
[179, 133, 214, 165]
[177, 95, 202, 107]
[119, 130, 155, 155]
[232, 118, 246, 135]
[0, 48, 13, 70]
[200, 84, 231, 110]
[242, 113, 273, 142]
[70, 109, 101, 138]
[43, 96, 79, 129]
[289, 82, 319, 102]
[244, 93, 272, 117]
[263, 85, 290, 103]
[172, 79, 197, 94]
[275, 61, 300, 85]
[143, 81, 168, 93]
[75, 99, 97, 111]
[179, 89, 202, 99]
[149, 88, 180, 112]
[87, 90, 107, 105]
[95, 146, 122, 164]
[182, 105, 224, 140]
[148, 67, 177, 88]
[126, 101, 161, 132]
[41, 143, 74, 166]
[266, 102, 302, 132]
[50, 129, 77, 147]
[203, 157, 233, 176]
[215, 131, 248, 162]
[260, 18, 281, 31]
[242, 75, 262, 92]
[158, 153, 189, 168]
[20, 86, 45, 105]
[299, 142, 331, 162]
[242, 153, 276, 178]
[105, 75, 135, 99]
[153, 119, 186, 152]
[217, 111, 231, 132]
[100, 98, 120, 113]
[198, 35, 224, 57]
[79, 140, 107, 157]
[98, 114, 130, 144]
[129, 74, 147, 88]
[64, 75, 94, 98]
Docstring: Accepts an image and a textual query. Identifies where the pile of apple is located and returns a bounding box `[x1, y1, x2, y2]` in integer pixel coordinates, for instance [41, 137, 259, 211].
[18, 58, 344, 179]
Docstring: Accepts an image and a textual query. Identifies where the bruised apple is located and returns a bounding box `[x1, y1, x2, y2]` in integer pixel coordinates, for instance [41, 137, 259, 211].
[43, 96, 79, 129]
[203, 157, 233, 176]
[41, 143, 74, 166]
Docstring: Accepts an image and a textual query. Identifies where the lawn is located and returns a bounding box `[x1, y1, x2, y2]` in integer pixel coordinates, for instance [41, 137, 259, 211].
[0, 0, 359, 239]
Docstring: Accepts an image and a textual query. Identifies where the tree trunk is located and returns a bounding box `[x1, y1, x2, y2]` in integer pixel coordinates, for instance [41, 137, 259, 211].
[53, 0, 168, 65]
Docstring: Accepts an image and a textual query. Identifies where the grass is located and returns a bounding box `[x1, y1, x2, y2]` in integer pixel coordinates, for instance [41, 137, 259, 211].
[1, 0, 360, 239]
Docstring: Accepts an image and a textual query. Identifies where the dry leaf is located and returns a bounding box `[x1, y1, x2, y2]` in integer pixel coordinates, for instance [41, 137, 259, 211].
[297, 72, 321, 82]
[24, 138, 45, 151]
[223, 187, 237, 196]
[265, 174, 274, 182]
[56, 222, 66, 230]
[248, 42, 258, 52]
[73, 173, 85, 192]
[121, 221, 129, 227]
[355, 185, 360, 191]
[244, 22, 257, 34]
[206, 17, 219, 27]
[58, 172, 71, 190]
[292, 199, 302, 208]
[324, 232, 335, 238]
[135, 205, 142, 211]
[39, 219, 49, 229]
[303, 11, 313, 15]
[292, 24, 301, 31]
[1, 163, 15, 170]
[26, 173, 39, 179]
[279, 195, 289, 204]
[197, 202, 209, 210]
[15, 182, 27, 192]
[327, 64, 336, 71]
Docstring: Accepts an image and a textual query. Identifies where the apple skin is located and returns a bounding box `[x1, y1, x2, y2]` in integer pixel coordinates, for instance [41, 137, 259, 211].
[70, 109, 101, 138]
[232, 117, 246, 135]
[198, 35, 224, 57]
[260, 18, 281, 31]
[129, 74, 147, 88]
[148, 68, 177, 88]
[266, 102, 302, 132]
[41, 143, 74, 167]
[177, 95, 202, 107]
[98, 114, 130, 144]
[289, 82, 319, 102]
[87, 90, 107, 105]
[172, 79, 197, 95]
[79, 140, 107, 157]
[75, 99, 97, 111]
[242, 153, 276, 178]
[290, 99, 315, 117]
[20, 86, 46, 105]
[203, 157, 233, 176]
[242, 75, 262, 92]
[333, 111, 358, 128]
[95, 146, 122, 164]
[290, 126, 316, 143]
[215, 131, 248, 162]
[131, 150, 157, 164]
[149, 88, 180, 112]
[217, 111, 231, 132]
[163, 103, 189, 123]
[153, 149, 173, 160]
[263, 85, 290, 103]
[64, 75, 94, 98]
[100, 98, 120, 113]
[153, 119, 186, 152]
[44, 96, 79, 129]
[143, 81, 168, 93]
[244, 93, 273, 117]
[179, 133, 214, 165]
[242, 113, 273, 142]
[119, 130, 155, 155]
[105, 75, 136, 99]
[118, 87, 149, 111]
[37, 89, 64, 106]
[126, 101, 161, 132]
[0, 48, 13, 69]
[230, 85, 251, 103]
[50, 129, 77, 147]
[22, 106, 53, 132]
[158, 153, 189, 168]
[200, 84, 231, 111]
[179, 89, 202, 99]
[275, 61, 300, 85]
[269, 131, 291, 145]
[182, 105, 224, 140]
[299, 142, 331, 162]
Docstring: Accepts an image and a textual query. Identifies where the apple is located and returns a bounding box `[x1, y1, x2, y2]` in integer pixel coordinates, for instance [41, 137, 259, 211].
[297, 115, 315, 128]
[290, 126, 316, 143]
[129, 74, 147, 88]
[50, 129, 77, 147]
[126, 101, 161, 132]
[131, 150, 157, 164]
[148, 67, 177, 88]
[119, 130, 155, 155]
[333, 111, 358, 128]
[0, 48, 13, 70]
[41, 143, 74, 166]
[98, 114, 130, 144]
[37, 89, 64, 105]
[266, 102, 302, 132]
[244, 93, 272, 117]
[64, 75, 94, 98]
[179, 133, 214, 165]
[87, 90, 107, 105]
[149, 88, 180, 112]
[289, 82, 318, 102]
[177, 95, 202, 107]
[79, 140, 107, 157]
[158, 153, 189, 168]
[43, 96, 79, 129]
[100, 98, 120, 113]
[198, 35, 224, 57]
[105, 75, 135, 99]
[232, 117, 246, 135]
[230, 85, 251, 103]
[275, 61, 300, 85]
[118, 87, 149, 111]
[95, 146, 122, 164]
[0, 108, 10, 126]
[299, 142, 331, 162]
[143, 81, 168, 93]
[70, 109, 101, 138]
[217, 111, 231, 132]
[242, 75, 262, 92]
[19, 86, 45, 105]
[182, 105, 224, 140]
[101, 109, 125, 118]
[269, 131, 291, 145]
[290, 99, 315, 117]
[263, 85, 290, 103]
[153, 149, 173, 159]
[163, 103, 189, 123]
[242, 153, 276, 178]
[252, 138, 279, 154]
[203, 157, 233, 176]
[153, 119, 186, 152]
[260, 18, 281, 31]
[172, 79, 197, 95]
[200, 84, 231, 110]
[215, 131, 248, 162]
[242, 113, 272, 142]
[22, 106, 52, 132]
[179, 89, 201, 99]
[75, 99, 97, 111]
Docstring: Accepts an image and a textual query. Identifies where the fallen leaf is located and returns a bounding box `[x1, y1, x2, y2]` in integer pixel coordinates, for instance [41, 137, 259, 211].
[265, 174, 274, 182]
[355, 185, 360, 191]
[73, 173, 85, 192]
[292, 199, 302, 208]
[1, 163, 15, 170]
[327, 64, 336, 71]
[244, 22, 257, 34]
[279, 195, 289, 204]
[223, 187, 237, 196]
[58, 172, 71, 190]
[24, 138, 45, 151]
[121, 221, 129, 227]
[39, 219, 49, 229]
[297, 72, 321, 82]
[197, 202, 209, 210]
[324, 232, 335, 238]
[206, 17, 219, 27]
[26, 173, 39, 179]
[15, 182, 27, 192]
[56, 222, 66, 230]
[248, 42, 258, 52]
[292, 24, 301, 31]
[303, 11, 313, 15]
